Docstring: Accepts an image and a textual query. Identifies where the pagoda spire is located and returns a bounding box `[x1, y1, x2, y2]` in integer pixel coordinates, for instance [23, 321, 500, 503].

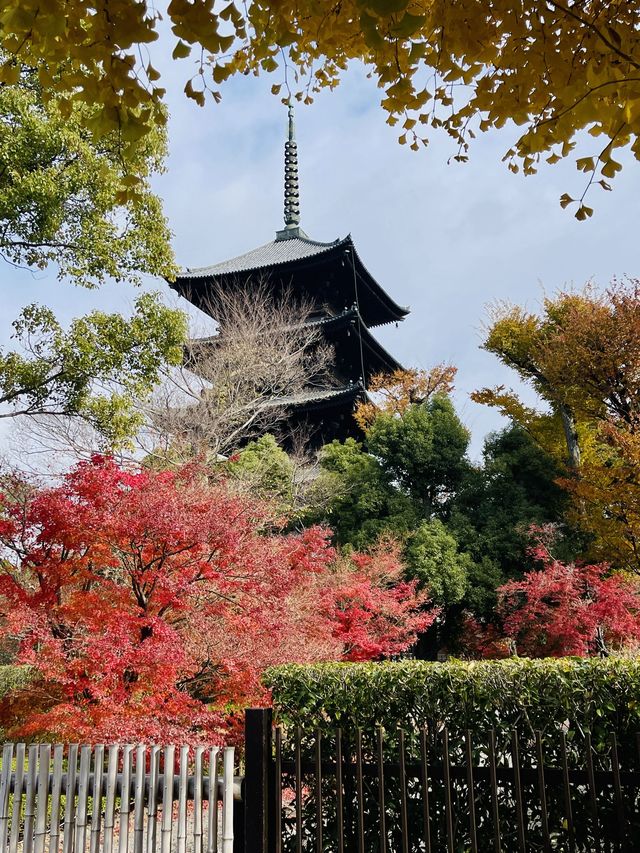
[277, 102, 307, 240]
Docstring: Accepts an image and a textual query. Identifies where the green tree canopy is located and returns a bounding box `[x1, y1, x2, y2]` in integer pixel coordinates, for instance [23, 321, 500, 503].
[228, 435, 293, 495]
[0, 293, 187, 447]
[452, 425, 573, 571]
[366, 394, 471, 518]
[309, 410, 573, 621]
[307, 397, 475, 612]
[309, 437, 420, 551]
[449, 424, 579, 616]
[404, 520, 470, 607]
[0, 61, 175, 286]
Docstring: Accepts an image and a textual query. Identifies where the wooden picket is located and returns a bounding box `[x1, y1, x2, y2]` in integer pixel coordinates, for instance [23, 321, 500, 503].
[0, 743, 236, 853]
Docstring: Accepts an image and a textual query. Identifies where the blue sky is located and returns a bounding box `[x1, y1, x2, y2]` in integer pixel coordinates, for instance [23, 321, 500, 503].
[1, 39, 638, 462]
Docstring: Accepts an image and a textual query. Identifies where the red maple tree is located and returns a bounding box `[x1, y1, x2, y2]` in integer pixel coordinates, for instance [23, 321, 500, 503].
[0, 456, 434, 742]
[497, 539, 640, 657]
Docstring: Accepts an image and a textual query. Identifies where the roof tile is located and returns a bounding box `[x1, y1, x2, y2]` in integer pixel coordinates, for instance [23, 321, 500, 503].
[182, 236, 346, 279]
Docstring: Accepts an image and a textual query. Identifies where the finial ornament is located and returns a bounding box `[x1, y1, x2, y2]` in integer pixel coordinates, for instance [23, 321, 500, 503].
[283, 100, 300, 229]
[288, 101, 295, 140]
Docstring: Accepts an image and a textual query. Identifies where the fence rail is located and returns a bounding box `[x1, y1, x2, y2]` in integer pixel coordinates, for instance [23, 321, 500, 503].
[4, 771, 242, 802]
[5, 715, 640, 853]
[0, 742, 236, 853]
[241, 708, 640, 853]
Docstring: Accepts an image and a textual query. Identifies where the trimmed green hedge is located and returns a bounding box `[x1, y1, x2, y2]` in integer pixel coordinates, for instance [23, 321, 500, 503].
[265, 658, 640, 750]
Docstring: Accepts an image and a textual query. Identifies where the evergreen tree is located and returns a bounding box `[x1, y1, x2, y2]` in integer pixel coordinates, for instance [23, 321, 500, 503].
[366, 394, 471, 519]
[450, 424, 579, 618]
[309, 396, 476, 614]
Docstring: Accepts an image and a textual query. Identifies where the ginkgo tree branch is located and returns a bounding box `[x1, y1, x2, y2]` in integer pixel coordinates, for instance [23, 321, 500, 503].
[2, 0, 639, 215]
[545, 0, 640, 71]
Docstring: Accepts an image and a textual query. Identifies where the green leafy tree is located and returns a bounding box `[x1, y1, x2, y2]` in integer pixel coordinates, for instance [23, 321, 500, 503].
[295, 400, 575, 656]
[366, 394, 471, 519]
[309, 438, 420, 551]
[227, 435, 294, 500]
[450, 425, 579, 616]
[0, 62, 175, 286]
[0, 294, 187, 447]
[404, 520, 470, 607]
[224, 434, 302, 519]
[308, 398, 474, 612]
[310, 413, 574, 623]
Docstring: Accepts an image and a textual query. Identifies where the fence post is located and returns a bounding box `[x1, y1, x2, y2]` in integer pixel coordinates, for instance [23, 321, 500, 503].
[233, 783, 245, 853]
[244, 708, 274, 853]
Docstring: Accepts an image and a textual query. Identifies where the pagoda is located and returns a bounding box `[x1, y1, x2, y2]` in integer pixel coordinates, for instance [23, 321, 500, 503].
[170, 105, 409, 448]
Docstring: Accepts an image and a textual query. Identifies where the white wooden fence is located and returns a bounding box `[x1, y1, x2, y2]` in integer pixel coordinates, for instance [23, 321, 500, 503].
[0, 743, 236, 853]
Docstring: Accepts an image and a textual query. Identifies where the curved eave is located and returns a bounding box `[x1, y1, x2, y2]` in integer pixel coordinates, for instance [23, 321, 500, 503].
[304, 307, 359, 330]
[169, 234, 409, 329]
[170, 235, 350, 288]
[305, 311, 402, 376]
[358, 321, 404, 376]
[261, 382, 365, 412]
[345, 236, 410, 326]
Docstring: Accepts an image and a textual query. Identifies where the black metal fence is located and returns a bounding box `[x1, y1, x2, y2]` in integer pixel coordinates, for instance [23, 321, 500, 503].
[239, 708, 640, 852]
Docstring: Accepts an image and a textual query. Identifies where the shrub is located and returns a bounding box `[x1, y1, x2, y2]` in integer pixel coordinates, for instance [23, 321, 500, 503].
[265, 657, 640, 753]
[0, 665, 33, 698]
[0, 665, 34, 739]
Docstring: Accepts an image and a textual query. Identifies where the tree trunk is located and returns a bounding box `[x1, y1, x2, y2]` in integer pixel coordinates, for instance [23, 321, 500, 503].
[594, 625, 609, 658]
[559, 404, 581, 470]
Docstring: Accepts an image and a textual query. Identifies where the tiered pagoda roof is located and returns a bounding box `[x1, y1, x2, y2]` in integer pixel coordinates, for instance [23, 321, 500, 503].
[176, 234, 408, 329]
[170, 104, 409, 448]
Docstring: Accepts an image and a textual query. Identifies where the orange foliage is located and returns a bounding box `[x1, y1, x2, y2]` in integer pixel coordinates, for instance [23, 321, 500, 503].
[355, 366, 457, 431]
[476, 279, 640, 571]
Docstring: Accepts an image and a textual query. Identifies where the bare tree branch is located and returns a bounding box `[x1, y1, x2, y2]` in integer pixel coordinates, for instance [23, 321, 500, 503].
[137, 278, 335, 464]
[8, 280, 336, 472]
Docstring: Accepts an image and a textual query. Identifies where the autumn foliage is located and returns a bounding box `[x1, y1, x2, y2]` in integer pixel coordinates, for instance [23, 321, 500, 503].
[476, 279, 640, 573]
[354, 366, 457, 431]
[0, 457, 433, 743]
[469, 534, 640, 659]
[3, 1, 638, 213]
